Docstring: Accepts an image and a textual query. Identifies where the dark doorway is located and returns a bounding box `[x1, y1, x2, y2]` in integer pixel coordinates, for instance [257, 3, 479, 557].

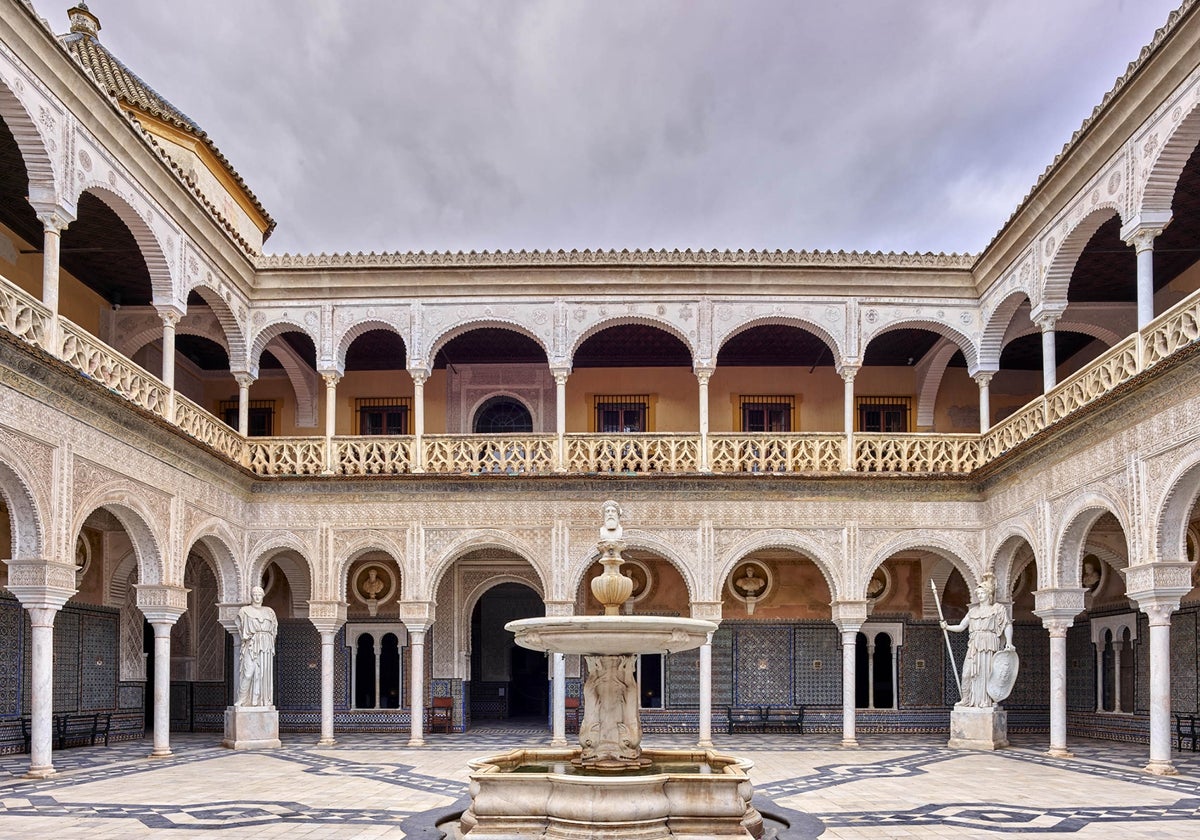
[470, 582, 546, 720]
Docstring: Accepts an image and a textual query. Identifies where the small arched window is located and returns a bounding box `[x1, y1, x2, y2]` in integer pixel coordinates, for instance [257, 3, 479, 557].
[473, 396, 533, 433]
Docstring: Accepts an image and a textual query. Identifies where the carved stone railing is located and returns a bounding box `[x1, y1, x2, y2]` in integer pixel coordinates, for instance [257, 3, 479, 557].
[566, 434, 701, 473]
[174, 393, 247, 464]
[59, 318, 171, 420]
[1143, 293, 1200, 369]
[0, 275, 50, 349]
[335, 436, 414, 475]
[855, 434, 980, 473]
[709, 433, 844, 473]
[981, 398, 1047, 462]
[1046, 335, 1140, 424]
[246, 437, 326, 476]
[423, 434, 557, 474]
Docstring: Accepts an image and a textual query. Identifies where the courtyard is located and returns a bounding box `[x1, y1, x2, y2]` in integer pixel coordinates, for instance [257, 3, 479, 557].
[0, 726, 1197, 839]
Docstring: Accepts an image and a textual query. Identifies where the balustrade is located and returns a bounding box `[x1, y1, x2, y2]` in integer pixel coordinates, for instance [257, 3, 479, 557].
[4, 272, 1200, 478]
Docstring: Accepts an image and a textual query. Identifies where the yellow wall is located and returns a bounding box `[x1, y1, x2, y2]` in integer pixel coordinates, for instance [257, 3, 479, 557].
[0, 220, 109, 333]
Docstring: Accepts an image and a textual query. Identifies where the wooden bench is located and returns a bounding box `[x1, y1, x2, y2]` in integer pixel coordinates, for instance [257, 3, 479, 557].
[1177, 713, 1198, 752]
[726, 705, 805, 735]
[726, 706, 766, 734]
[428, 697, 453, 734]
[20, 713, 112, 752]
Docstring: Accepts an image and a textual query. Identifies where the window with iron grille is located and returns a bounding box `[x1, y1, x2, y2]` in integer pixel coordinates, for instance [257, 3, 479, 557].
[593, 395, 650, 433]
[739, 395, 795, 432]
[855, 396, 911, 433]
[354, 397, 411, 435]
[220, 399, 276, 437]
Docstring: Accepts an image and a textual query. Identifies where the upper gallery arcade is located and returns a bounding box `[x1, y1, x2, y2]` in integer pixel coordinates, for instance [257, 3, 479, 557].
[2, 0, 1200, 782]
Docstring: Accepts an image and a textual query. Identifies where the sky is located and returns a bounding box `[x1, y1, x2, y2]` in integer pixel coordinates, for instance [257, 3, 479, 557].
[28, 0, 1187, 256]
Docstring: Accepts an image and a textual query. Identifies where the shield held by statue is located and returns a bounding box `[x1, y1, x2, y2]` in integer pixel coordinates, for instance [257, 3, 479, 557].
[987, 647, 1020, 703]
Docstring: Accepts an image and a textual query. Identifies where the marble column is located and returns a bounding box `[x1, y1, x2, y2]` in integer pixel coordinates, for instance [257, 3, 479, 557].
[36, 211, 70, 355]
[148, 620, 176, 757]
[1128, 229, 1161, 329]
[234, 373, 255, 436]
[350, 642, 359, 710]
[866, 640, 876, 709]
[841, 366, 858, 470]
[321, 371, 340, 475]
[159, 309, 180, 390]
[550, 652, 567, 747]
[1044, 618, 1072, 757]
[374, 639, 383, 709]
[1113, 639, 1124, 713]
[1037, 314, 1059, 392]
[974, 372, 993, 433]
[840, 629, 859, 746]
[1095, 643, 1104, 712]
[1143, 604, 1177, 774]
[696, 368, 712, 473]
[698, 632, 714, 748]
[309, 601, 347, 746]
[135, 587, 187, 759]
[407, 625, 430, 746]
[27, 606, 61, 777]
[553, 370, 569, 473]
[411, 371, 427, 473]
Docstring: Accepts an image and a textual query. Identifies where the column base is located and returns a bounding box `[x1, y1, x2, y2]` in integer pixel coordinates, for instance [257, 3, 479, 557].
[222, 706, 281, 750]
[316, 737, 336, 747]
[148, 749, 174, 759]
[24, 766, 55, 780]
[948, 706, 1008, 750]
[840, 739, 859, 748]
[696, 739, 714, 749]
[1046, 748, 1073, 759]
[549, 738, 569, 747]
[1144, 759, 1178, 776]
[408, 737, 426, 747]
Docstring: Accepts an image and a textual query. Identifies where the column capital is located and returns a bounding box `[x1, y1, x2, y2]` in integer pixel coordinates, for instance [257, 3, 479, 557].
[1120, 211, 1172, 250]
[155, 305, 184, 327]
[398, 599, 435, 630]
[3, 559, 76, 609]
[693, 365, 715, 384]
[1141, 601, 1179, 627]
[135, 584, 189, 623]
[831, 600, 869, 631]
[1125, 562, 1192, 608]
[1033, 586, 1085, 620]
[319, 370, 343, 387]
[232, 372, 257, 389]
[217, 602, 246, 633]
[972, 370, 996, 387]
[550, 366, 572, 385]
[836, 362, 860, 382]
[408, 367, 431, 385]
[689, 601, 723, 622]
[32, 204, 75, 232]
[1033, 311, 1062, 332]
[307, 600, 348, 633]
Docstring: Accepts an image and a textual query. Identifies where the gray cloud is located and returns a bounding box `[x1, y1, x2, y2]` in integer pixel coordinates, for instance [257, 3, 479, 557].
[30, 0, 1183, 254]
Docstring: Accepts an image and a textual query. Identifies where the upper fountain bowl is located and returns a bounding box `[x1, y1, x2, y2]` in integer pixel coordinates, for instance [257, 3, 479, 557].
[506, 615, 717, 656]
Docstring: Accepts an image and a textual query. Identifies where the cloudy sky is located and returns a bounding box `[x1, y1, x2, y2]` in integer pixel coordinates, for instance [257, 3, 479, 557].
[30, 1, 1184, 255]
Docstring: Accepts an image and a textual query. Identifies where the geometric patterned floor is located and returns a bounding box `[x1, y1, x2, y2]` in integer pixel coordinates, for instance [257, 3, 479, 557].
[1, 724, 1199, 838]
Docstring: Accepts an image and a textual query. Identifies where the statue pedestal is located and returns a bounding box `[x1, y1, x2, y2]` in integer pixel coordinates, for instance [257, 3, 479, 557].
[222, 705, 281, 750]
[948, 706, 1008, 750]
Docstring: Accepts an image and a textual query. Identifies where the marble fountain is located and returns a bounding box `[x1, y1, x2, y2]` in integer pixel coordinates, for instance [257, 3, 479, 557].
[450, 502, 763, 840]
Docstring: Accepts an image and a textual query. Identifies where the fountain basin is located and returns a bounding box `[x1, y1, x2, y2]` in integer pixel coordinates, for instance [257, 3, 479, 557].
[460, 747, 762, 840]
[506, 615, 718, 656]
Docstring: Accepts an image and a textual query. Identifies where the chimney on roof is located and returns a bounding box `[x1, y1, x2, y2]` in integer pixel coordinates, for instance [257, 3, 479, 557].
[68, 3, 100, 39]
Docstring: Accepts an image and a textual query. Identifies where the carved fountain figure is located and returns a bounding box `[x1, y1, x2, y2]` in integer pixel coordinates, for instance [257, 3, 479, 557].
[452, 501, 762, 840]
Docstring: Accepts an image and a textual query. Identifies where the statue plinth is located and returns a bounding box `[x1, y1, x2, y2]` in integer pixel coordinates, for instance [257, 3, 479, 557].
[222, 705, 281, 750]
[948, 705, 1008, 750]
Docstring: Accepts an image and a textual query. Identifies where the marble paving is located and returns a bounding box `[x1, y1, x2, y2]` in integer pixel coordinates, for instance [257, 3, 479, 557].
[0, 724, 1199, 838]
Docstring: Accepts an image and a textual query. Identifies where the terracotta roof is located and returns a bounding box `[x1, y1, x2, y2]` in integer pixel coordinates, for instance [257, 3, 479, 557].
[59, 3, 275, 238]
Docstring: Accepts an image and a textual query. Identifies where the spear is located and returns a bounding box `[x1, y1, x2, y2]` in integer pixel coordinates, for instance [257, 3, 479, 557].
[931, 579, 962, 699]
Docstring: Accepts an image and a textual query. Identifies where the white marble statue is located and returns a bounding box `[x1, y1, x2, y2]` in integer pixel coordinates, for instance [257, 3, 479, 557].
[580, 654, 641, 764]
[235, 585, 278, 707]
[599, 500, 623, 542]
[941, 575, 1015, 707]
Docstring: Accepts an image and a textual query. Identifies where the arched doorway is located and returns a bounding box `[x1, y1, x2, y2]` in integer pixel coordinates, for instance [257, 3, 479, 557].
[473, 396, 534, 434]
[470, 582, 546, 720]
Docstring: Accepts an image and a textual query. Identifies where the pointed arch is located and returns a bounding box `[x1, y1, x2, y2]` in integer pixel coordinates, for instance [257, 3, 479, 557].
[715, 530, 841, 603]
[568, 316, 696, 365]
[334, 318, 410, 372]
[72, 486, 167, 587]
[425, 529, 548, 603]
[182, 517, 241, 604]
[714, 316, 844, 367]
[1042, 207, 1124, 309]
[0, 79, 58, 203]
[427, 320, 549, 368]
[567, 529, 698, 605]
[1054, 493, 1130, 589]
[74, 184, 174, 303]
[1140, 100, 1200, 218]
[0, 445, 46, 560]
